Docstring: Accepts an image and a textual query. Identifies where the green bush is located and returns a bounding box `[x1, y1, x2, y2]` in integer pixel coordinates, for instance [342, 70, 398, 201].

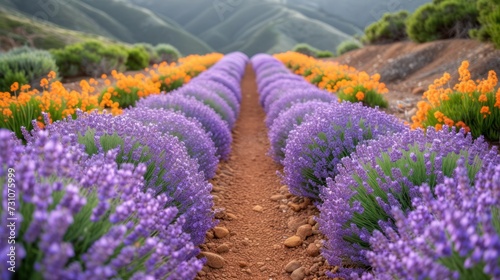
[316, 50, 335, 58]
[51, 41, 128, 78]
[292, 43, 321, 57]
[155, 44, 181, 64]
[336, 40, 362, 56]
[406, 0, 480, 43]
[470, 0, 500, 48]
[363, 10, 409, 44]
[125, 45, 150, 71]
[135, 43, 159, 64]
[0, 47, 58, 92]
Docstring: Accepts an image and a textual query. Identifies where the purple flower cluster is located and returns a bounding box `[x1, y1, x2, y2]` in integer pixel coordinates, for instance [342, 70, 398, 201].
[136, 94, 232, 160]
[268, 101, 333, 163]
[283, 102, 405, 199]
[0, 52, 249, 279]
[172, 85, 237, 128]
[26, 112, 214, 245]
[252, 53, 500, 279]
[319, 127, 500, 277]
[0, 129, 203, 280]
[123, 107, 218, 179]
[355, 160, 500, 279]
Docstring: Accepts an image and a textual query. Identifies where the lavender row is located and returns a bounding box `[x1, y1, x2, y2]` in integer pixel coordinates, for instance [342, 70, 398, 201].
[251, 54, 500, 279]
[1, 52, 248, 280]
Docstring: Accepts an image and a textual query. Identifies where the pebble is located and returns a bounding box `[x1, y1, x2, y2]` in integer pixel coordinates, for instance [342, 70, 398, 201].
[288, 217, 308, 231]
[252, 205, 263, 212]
[285, 260, 301, 273]
[412, 86, 425, 95]
[216, 244, 230, 254]
[226, 213, 237, 220]
[296, 224, 313, 240]
[238, 261, 249, 268]
[214, 209, 226, 219]
[308, 216, 316, 226]
[279, 185, 289, 193]
[288, 202, 302, 212]
[310, 263, 320, 273]
[270, 194, 285, 201]
[200, 252, 225, 269]
[291, 267, 306, 280]
[206, 231, 214, 239]
[284, 236, 302, 247]
[306, 243, 320, 257]
[213, 227, 230, 238]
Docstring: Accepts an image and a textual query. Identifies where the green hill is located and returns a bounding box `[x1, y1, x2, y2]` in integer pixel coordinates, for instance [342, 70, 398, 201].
[0, 0, 430, 55]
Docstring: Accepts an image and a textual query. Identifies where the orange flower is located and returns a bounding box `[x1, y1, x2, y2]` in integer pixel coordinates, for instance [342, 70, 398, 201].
[10, 82, 19, 92]
[355, 91, 365, 101]
[2, 108, 13, 117]
[40, 78, 49, 88]
[480, 106, 491, 117]
[478, 94, 488, 102]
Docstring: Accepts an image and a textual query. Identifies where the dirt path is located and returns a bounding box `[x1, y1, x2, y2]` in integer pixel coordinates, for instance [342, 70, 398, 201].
[197, 65, 331, 280]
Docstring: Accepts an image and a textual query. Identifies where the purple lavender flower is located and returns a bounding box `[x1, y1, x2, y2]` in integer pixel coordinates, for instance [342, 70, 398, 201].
[173, 85, 237, 129]
[123, 107, 219, 179]
[359, 160, 500, 279]
[283, 102, 406, 200]
[27, 112, 215, 245]
[0, 129, 203, 279]
[136, 94, 232, 160]
[195, 71, 242, 103]
[265, 88, 337, 128]
[190, 79, 240, 117]
[261, 80, 316, 110]
[268, 100, 334, 163]
[319, 127, 500, 276]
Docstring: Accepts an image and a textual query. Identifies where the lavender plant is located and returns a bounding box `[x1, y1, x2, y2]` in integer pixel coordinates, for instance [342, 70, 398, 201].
[283, 102, 405, 200]
[355, 160, 500, 280]
[25, 112, 214, 245]
[195, 72, 242, 103]
[192, 79, 240, 117]
[268, 101, 333, 163]
[123, 107, 219, 179]
[0, 129, 203, 279]
[261, 82, 318, 113]
[136, 94, 232, 160]
[319, 127, 500, 277]
[173, 86, 237, 129]
[265, 88, 336, 128]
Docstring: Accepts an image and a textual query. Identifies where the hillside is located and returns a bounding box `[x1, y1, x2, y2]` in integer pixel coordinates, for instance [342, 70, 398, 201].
[0, 0, 430, 55]
[0, 7, 122, 50]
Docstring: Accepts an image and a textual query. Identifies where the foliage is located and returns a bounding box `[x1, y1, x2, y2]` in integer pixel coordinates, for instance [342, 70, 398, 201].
[336, 40, 362, 56]
[51, 40, 128, 78]
[470, 0, 500, 48]
[292, 43, 321, 57]
[406, 0, 480, 43]
[316, 50, 334, 58]
[0, 47, 58, 92]
[363, 10, 409, 44]
[155, 43, 181, 63]
[411, 60, 500, 142]
[125, 45, 150, 71]
[135, 42, 159, 64]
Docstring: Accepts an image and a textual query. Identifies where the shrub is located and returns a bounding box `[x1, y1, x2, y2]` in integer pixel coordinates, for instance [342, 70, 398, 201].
[283, 102, 405, 200]
[174, 85, 236, 128]
[0, 129, 203, 279]
[292, 43, 321, 57]
[336, 40, 362, 56]
[319, 127, 499, 277]
[194, 79, 240, 116]
[406, 0, 480, 43]
[316, 50, 335, 58]
[265, 88, 336, 128]
[411, 60, 500, 142]
[155, 43, 181, 63]
[51, 41, 128, 77]
[196, 71, 242, 102]
[0, 47, 58, 92]
[26, 112, 215, 245]
[136, 94, 232, 160]
[125, 45, 150, 71]
[262, 80, 316, 111]
[135, 42, 159, 64]
[471, 0, 500, 48]
[356, 161, 500, 279]
[363, 10, 409, 44]
[124, 107, 218, 179]
[268, 100, 332, 163]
